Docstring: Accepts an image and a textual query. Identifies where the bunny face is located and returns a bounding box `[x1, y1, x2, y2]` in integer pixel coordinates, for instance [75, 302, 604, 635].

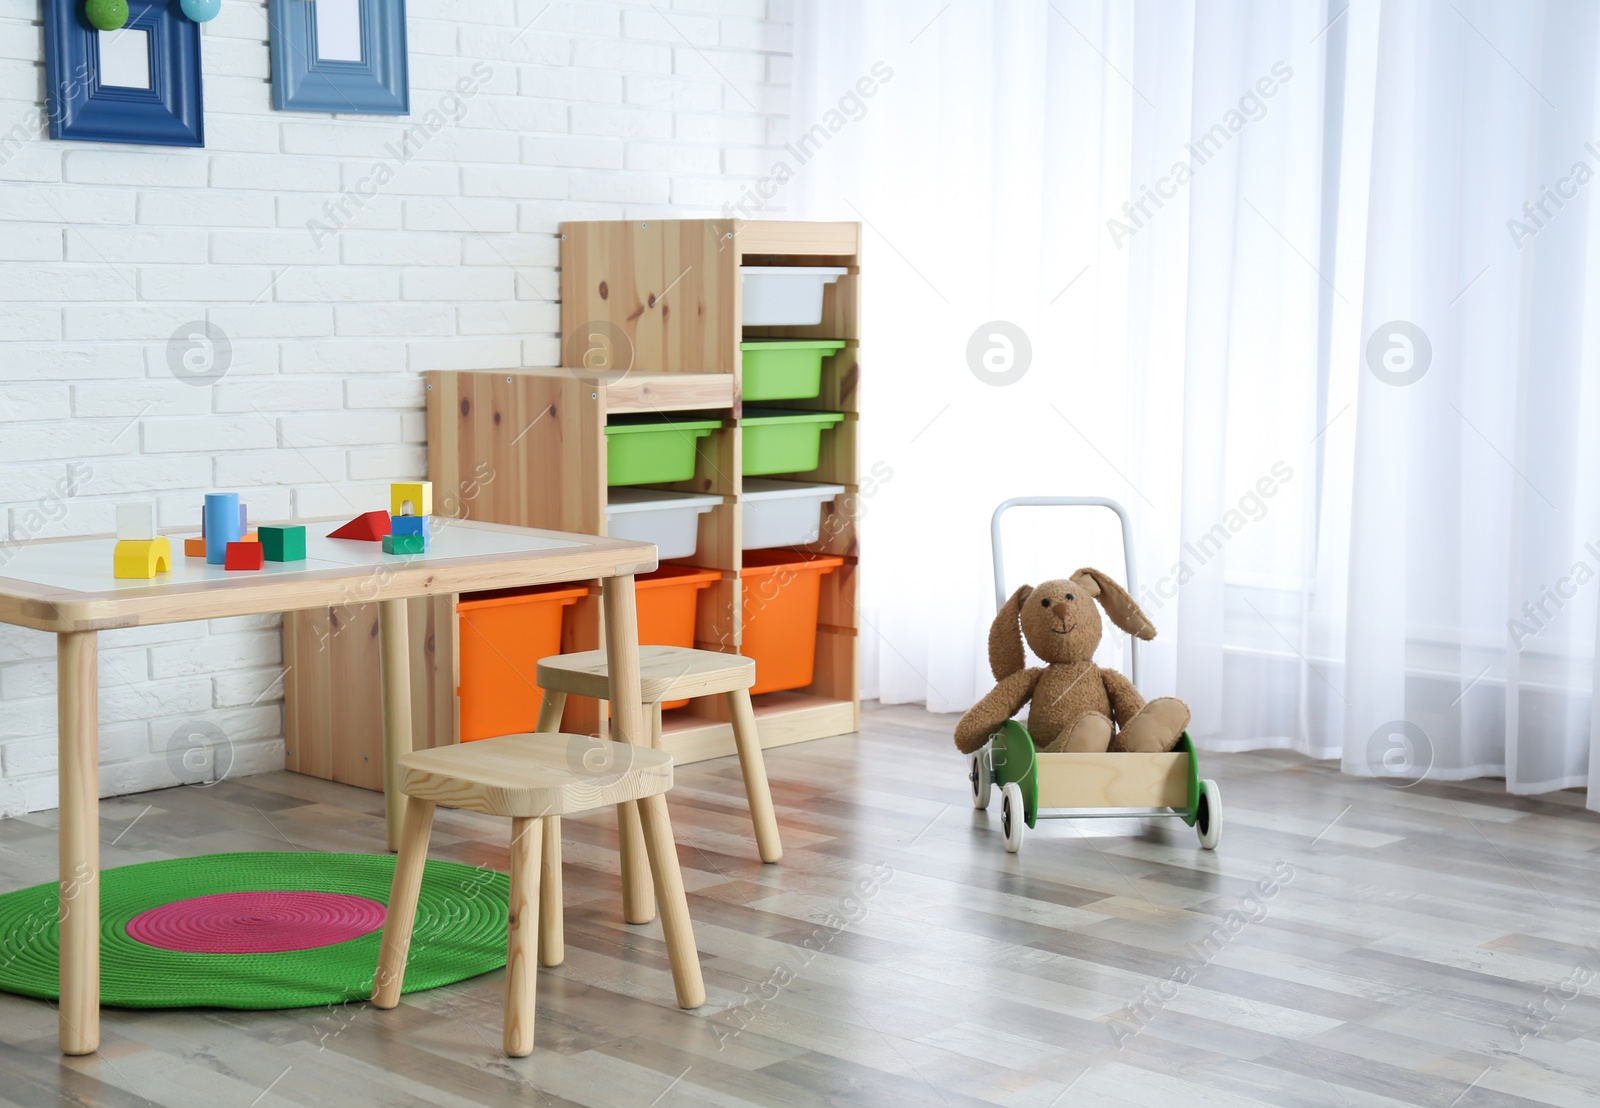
[1020, 579, 1103, 664]
[987, 567, 1159, 681]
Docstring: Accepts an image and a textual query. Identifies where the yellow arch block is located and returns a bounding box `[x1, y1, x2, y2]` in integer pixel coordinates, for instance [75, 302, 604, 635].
[114, 537, 173, 580]
[391, 481, 432, 517]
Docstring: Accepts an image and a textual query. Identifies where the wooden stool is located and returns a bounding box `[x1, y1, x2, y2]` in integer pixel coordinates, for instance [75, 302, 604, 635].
[534, 645, 782, 933]
[371, 732, 705, 1057]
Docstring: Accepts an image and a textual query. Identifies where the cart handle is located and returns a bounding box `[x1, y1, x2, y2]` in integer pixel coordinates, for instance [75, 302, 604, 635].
[990, 496, 1141, 687]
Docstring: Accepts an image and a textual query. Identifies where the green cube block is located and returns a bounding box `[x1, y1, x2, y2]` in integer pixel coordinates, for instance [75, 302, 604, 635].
[383, 533, 425, 555]
[258, 525, 306, 562]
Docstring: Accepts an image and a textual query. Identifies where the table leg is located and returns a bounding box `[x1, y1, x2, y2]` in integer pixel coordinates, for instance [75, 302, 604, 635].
[378, 598, 413, 853]
[600, 575, 656, 923]
[58, 629, 99, 1056]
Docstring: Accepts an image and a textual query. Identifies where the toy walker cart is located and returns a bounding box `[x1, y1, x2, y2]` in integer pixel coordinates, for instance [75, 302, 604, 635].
[968, 497, 1222, 853]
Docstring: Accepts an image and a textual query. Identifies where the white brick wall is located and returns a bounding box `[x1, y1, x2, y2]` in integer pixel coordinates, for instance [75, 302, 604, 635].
[0, 0, 792, 816]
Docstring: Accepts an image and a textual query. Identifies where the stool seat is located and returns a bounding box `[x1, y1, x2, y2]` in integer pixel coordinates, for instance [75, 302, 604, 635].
[399, 733, 673, 818]
[536, 645, 754, 704]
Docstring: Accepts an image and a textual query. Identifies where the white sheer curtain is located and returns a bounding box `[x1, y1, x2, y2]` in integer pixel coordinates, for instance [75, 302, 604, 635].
[1340, 0, 1600, 798]
[789, 0, 1600, 808]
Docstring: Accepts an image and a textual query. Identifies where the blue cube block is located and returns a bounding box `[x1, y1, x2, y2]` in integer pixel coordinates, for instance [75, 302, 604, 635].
[391, 515, 428, 549]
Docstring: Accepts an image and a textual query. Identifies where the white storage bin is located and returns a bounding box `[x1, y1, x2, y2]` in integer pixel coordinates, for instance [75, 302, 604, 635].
[741, 266, 848, 326]
[742, 478, 847, 549]
[606, 489, 720, 560]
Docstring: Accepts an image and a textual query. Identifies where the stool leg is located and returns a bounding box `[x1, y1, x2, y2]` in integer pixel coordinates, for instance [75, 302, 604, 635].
[538, 814, 563, 967]
[613, 697, 656, 924]
[726, 689, 783, 863]
[617, 702, 665, 924]
[618, 797, 656, 924]
[505, 816, 544, 1057]
[374, 796, 436, 1009]
[635, 794, 706, 1009]
[535, 690, 566, 733]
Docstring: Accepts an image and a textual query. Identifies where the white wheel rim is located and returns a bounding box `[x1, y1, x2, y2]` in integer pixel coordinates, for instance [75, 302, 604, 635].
[1001, 784, 1023, 850]
[1198, 781, 1221, 847]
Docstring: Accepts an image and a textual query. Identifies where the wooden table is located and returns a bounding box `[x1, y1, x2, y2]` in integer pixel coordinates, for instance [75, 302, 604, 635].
[0, 518, 658, 1056]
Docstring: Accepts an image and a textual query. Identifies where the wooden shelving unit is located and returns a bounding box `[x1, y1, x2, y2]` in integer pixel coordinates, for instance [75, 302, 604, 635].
[283, 219, 861, 780]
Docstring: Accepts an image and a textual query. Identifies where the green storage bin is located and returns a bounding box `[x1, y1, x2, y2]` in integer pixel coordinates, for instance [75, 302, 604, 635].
[740, 408, 844, 475]
[605, 417, 720, 486]
[740, 340, 846, 401]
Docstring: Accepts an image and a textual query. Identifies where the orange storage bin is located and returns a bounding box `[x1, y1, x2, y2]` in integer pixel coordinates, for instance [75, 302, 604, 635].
[457, 584, 588, 742]
[637, 564, 722, 709]
[739, 550, 844, 696]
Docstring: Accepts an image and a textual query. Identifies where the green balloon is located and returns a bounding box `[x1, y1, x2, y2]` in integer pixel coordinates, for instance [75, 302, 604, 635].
[86, 0, 129, 32]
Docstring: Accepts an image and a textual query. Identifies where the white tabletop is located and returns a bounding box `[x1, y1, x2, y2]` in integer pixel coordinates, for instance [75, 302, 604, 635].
[0, 516, 656, 633]
[0, 520, 579, 594]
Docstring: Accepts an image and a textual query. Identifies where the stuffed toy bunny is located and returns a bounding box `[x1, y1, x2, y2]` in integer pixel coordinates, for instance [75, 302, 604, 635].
[954, 568, 1190, 755]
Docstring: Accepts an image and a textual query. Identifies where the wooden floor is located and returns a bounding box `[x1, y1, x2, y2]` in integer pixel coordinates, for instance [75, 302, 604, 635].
[1, 703, 1598, 1106]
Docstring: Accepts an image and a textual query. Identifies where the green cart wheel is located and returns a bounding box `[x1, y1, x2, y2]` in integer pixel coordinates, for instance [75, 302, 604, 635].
[1171, 733, 1221, 849]
[1176, 734, 1201, 824]
[989, 720, 1039, 829]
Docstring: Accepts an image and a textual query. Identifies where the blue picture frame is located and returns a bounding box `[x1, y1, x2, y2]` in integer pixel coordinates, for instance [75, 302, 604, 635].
[269, 0, 409, 115]
[43, 1, 204, 148]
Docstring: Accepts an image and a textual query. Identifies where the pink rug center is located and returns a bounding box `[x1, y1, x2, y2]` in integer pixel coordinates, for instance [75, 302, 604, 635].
[125, 891, 387, 954]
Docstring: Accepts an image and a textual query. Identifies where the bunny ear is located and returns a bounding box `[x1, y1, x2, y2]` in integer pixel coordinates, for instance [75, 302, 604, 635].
[989, 584, 1032, 679]
[1071, 567, 1156, 640]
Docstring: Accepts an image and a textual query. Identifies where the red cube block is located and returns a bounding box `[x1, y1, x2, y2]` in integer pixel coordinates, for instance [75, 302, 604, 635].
[224, 541, 264, 571]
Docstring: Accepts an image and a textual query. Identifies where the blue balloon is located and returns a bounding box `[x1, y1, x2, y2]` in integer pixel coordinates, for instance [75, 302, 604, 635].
[179, 0, 221, 21]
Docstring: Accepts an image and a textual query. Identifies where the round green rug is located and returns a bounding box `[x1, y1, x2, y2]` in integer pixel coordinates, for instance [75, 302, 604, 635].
[0, 852, 510, 1009]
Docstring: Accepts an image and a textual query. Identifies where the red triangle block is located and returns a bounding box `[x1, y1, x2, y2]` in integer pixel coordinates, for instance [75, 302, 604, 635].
[328, 510, 392, 541]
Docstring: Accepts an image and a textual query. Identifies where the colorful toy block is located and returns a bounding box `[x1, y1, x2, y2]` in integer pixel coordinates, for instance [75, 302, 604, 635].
[383, 533, 425, 555]
[328, 510, 391, 541]
[113, 537, 172, 579]
[184, 536, 206, 558]
[391, 481, 432, 518]
[389, 514, 429, 550]
[204, 493, 242, 565]
[116, 503, 155, 541]
[200, 502, 248, 536]
[224, 541, 264, 571]
[259, 524, 307, 562]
